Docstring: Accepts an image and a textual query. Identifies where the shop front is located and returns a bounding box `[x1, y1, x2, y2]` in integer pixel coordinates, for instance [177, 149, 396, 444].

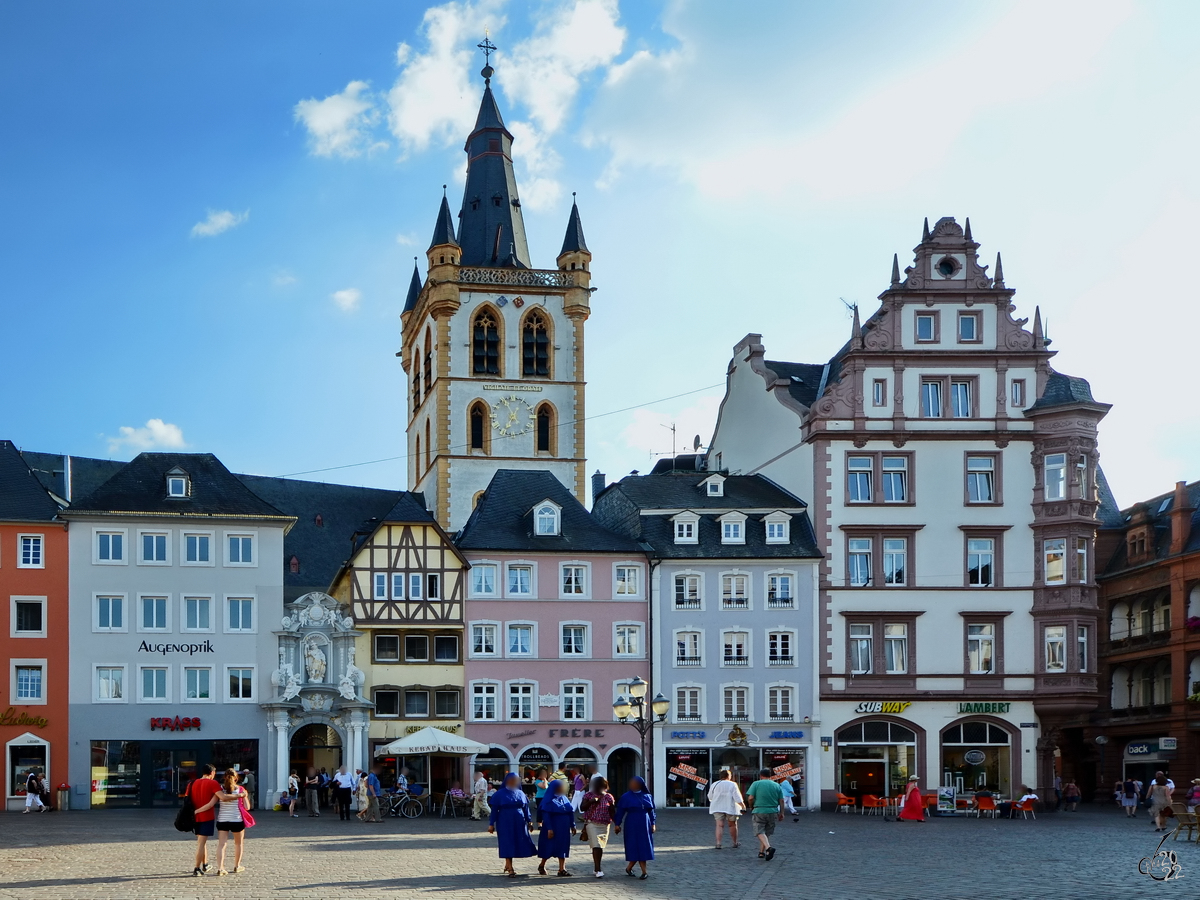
[465, 723, 638, 791]
[6, 723, 52, 811]
[370, 722, 467, 792]
[89, 736, 259, 808]
[1122, 738, 1177, 786]
[662, 725, 812, 809]
[826, 699, 1034, 806]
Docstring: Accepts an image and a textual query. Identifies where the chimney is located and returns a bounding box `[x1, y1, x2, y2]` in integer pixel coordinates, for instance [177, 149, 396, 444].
[1170, 481, 1195, 555]
[591, 470, 607, 503]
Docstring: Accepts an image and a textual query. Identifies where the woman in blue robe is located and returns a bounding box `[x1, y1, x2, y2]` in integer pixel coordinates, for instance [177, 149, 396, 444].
[612, 776, 656, 879]
[488, 772, 536, 876]
[536, 778, 575, 875]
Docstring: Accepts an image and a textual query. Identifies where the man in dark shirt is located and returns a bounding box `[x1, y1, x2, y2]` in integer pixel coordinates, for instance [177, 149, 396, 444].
[187, 764, 222, 877]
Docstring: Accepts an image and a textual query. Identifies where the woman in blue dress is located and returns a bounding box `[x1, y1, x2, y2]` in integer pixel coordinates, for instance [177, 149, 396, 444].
[536, 778, 576, 876]
[612, 776, 656, 879]
[488, 772, 536, 877]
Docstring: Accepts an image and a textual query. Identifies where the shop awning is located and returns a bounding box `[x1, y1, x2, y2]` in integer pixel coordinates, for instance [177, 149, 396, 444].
[374, 727, 490, 757]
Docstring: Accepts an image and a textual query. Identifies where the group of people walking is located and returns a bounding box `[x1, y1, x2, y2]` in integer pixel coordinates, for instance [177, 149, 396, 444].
[285, 764, 387, 821]
[1117, 770, 1179, 832]
[487, 772, 656, 879]
[184, 764, 254, 877]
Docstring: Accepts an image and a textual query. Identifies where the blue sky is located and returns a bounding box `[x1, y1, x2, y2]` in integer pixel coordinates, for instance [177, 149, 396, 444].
[2, 0, 1197, 508]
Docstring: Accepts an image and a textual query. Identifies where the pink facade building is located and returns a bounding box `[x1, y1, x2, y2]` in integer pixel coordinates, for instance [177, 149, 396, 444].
[458, 471, 650, 788]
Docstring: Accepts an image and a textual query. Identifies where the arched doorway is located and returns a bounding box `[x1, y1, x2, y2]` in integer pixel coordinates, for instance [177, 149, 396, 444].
[837, 720, 918, 799]
[561, 747, 598, 782]
[941, 720, 1013, 795]
[474, 746, 511, 788]
[717, 747, 757, 798]
[290, 723, 342, 788]
[606, 747, 640, 794]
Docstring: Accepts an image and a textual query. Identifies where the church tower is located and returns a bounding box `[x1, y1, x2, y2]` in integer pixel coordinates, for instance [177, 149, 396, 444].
[399, 50, 591, 530]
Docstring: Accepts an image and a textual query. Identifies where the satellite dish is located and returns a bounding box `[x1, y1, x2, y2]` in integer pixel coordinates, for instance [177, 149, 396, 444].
[693, 435, 701, 451]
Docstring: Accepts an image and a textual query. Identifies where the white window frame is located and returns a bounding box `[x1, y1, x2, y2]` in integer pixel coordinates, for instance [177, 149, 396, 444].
[504, 561, 536, 598]
[470, 680, 501, 721]
[702, 474, 726, 496]
[373, 689, 401, 718]
[427, 572, 441, 599]
[373, 633, 401, 663]
[967, 538, 996, 588]
[560, 680, 591, 721]
[533, 500, 561, 536]
[613, 562, 643, 598]
[180, 530, 214, 566]
[559, 621, 590, 658]
[613, 621, 644, 658]
[1077, 625, 1089, 673]
[848, 538, 872, 587]
[766, 629, 798, 667]
[10, 658, 47, 706]
[224, 595, 256, 634]
[766, 571, 795, 609]
[505, 621, 537, 658]
[673, 571, 704, 610]
[137, 664, 171, 703]
[559, 561, 590, 599]
[766, 682, 797, 721]
[1044, 625, 1067, 673]
[720, 683, 751, 722]
[719, 512, 747, 545]
[16, 533, 44, 569]
[404, 689, 430, 718]
[672, 511, 700, 545]
[391, 572, 405, 601]
[1044, 538, 1067, 585]
[137, 529, 172, 566]
[764, 512, 791, 544]
[882, 537, 907, 586]
[884, 623, 908, 674]
[373, 572, 387, 600]
[182, 665, 215, 703]
[966, 456, 996, 504]
[181, 595, 215, 634]
[469, 560, 499, 598]
[967, 623, 995, 675]
[136, 593, 171, 633]
[167, 474, 189, 497]
[92, 528, 127, 566]
[93, 664, 128, 703]
[10, 596, 47, 638]
[720, 571, 751, 610]
[673, 684, 704, 723]
[93, 593, 128, 633]
[849, 623, 873, 675]
[469, 621, 501, 658]
[674, 628, 704, 668]
[409, 573, 423, 600]
[223, 530, 258, 568]
[403, 633, 430, 663]
[1044, 453, 1067, 501]
[721, 629, 751, 668]
[506, 680, 537, 722]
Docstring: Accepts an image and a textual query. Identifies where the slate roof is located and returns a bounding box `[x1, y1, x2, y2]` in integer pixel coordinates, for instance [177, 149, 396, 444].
[1101, 480, 1200, 575]
[1095, 467, 1124, 529]
[456, 469, 641, 553]
[429, 195, 458, 249]
[603, 472, 808, 512]
[0, 440, 61, 521]
[559, 199, 588, 256]
[21, 450, 125, 503]
[402, 262, 423, 314]
[1027, 371, 1102, 412]
[64, 452, 291, 521]
[591, 471, 821, 560]
[762, 359, 828, 409]
[236, 475, 405, 603]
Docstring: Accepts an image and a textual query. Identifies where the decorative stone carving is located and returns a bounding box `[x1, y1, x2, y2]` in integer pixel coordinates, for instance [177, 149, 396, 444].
[271, 647, 303, 701]
[339, 647, 365, 700]
[538, 693, 560, 707]
[302, 694, 333, 712]
[298, 594, 333, 627]
[304, 636, 327, 683]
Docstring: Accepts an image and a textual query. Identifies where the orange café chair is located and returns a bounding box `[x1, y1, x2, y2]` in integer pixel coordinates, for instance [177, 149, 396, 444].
[835, 793, 856, 813]
[1012, 798, 1036, 820]
[974, 796, 998, 818]
[860, 794, 885, 816]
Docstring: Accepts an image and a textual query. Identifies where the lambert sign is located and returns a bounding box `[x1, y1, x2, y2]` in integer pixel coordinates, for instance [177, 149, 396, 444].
[957, 702, 1011, 714]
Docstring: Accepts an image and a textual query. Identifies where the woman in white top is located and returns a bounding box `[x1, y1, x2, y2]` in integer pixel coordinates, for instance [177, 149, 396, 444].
[194, 768, 248, 875]
[707, 769, 745, 849]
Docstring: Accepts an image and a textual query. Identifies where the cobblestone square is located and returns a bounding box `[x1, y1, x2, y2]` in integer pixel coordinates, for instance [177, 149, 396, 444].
[0, 806, 1180, 900]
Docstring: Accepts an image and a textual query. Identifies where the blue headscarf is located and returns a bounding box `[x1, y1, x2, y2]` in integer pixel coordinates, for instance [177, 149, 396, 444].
[539, 778, 572, 813]
[617, 776, 654, 811]
[489, 772, 527, 809]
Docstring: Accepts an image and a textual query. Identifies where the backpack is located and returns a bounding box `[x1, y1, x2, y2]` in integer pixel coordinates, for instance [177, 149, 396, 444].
[1123, 780, 1137, 799]
[174, 794, 196, 832]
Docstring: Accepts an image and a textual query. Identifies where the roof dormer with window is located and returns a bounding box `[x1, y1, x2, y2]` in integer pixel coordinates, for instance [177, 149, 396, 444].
[533, 499, 562, 537]
[165, 467, 191, 499]
[673, 511, 700, 545]
[719, 511, 747, 545]
[764, 511, 791, 544]
[701, 474, 726, 497]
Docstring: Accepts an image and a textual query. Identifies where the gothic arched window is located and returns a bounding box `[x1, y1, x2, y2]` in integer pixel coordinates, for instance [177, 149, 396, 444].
[425, 419, 432, 471]
[473, 310, 500, 375]
[469, 401, 489, 454]
[536, 403, 554, 454]
[412, 350, 423, 408]
[424, 328, 433, 388]
[415, 435, 421, 476]
[522, 309, 550, 377]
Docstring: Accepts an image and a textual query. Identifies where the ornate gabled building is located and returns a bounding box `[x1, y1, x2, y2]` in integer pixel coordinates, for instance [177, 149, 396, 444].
[708, 217, 1116, 806]
[327, 492, 470, 791]
[400, 60, 593, 530]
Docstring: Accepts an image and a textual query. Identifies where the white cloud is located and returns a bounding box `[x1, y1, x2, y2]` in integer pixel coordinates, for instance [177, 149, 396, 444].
[331, 288, 361, 311]
[395, 232, 419, 246]
[619, 395, 723, 462]
[272, 270, 298, 287]
[190, 209, 249, 238]
[294, 80, 384, 159]
[106, 419, 187, 454]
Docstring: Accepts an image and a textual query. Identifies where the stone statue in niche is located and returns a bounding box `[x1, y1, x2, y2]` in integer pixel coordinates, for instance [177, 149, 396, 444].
[304, 637, 327, 683]
[338, 646, 365, 700]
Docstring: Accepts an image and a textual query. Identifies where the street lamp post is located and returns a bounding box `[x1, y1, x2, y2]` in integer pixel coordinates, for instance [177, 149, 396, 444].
[613, 676, 671, 794]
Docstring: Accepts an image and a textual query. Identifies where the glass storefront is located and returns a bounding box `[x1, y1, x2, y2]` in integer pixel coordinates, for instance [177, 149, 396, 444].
[475, 746, 512, 788]
[9, 744, 47, 798]
[837, 721, 917, 799]
[90, 739, 258, 808]
[665, 746, 807, 808]
[941, 721, 1011, 796]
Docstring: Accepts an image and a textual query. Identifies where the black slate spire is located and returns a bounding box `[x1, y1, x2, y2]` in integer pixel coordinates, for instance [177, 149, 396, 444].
[456, 63, 531, 268]
[402, 260, 422, 313]
[559, 193, 588, 256]
[429, 188, 458, 249]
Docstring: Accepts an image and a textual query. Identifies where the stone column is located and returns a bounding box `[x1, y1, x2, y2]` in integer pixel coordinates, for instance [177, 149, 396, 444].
[275, 710, 291, 793]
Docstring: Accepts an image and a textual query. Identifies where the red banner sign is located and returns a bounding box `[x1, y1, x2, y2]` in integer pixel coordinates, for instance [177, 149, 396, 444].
[150, 716, 201, 732]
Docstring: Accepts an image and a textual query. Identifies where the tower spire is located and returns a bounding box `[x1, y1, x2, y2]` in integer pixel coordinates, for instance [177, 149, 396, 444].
[1032, 305, 1044, 347]
[428, 186, 458, 250]
[964, 217, 973, 241]
[559, 192, 588, 256]
[993, 252, 1005, 288]
[921, 217, 930, 241]
[402, 258, 422, 314]
[890, 253, 901, 285]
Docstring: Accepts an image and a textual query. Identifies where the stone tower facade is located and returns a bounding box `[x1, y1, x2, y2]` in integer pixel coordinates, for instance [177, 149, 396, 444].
[399, 63, 592, 530]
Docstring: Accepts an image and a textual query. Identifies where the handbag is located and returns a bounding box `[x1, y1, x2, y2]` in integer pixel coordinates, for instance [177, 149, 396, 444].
[579, 823, 589, 842]
[174, 795, 196, 832]
[240, 797, 256, 828]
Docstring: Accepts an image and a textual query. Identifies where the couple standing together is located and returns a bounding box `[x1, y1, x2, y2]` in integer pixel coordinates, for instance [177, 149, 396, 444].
[709, 768, 792, 860]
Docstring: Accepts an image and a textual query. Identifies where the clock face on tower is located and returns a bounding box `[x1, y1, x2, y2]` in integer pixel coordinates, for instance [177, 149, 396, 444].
[491, 395, 534, 436]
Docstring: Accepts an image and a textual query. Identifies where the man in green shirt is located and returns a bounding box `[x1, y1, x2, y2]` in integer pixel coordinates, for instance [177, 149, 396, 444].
[744, 768, 785, 860]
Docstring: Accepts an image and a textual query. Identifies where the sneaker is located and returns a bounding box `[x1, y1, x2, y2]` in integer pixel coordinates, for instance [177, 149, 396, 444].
[215, 869, 228, 876]
[201, 863, 211, 873]
[233, 866, 246, 874]
[595, 871, 605, 879]
[765, 847, 776, 861]
[192, 868, 203, 877]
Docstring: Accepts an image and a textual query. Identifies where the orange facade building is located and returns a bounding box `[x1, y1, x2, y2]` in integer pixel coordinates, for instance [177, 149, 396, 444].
[0, 440, 69, 810]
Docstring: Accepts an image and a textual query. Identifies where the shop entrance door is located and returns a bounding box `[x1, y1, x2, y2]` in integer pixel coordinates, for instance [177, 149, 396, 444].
[840, 760, 886, 798]
[151, 748, 199, 807]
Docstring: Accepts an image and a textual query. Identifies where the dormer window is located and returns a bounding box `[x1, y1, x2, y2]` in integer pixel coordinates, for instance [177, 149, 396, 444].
[166, 469, 190, 498]
[673, 512, 700, 545]
[764, 512, 792, 544]
[534, 502, 560, 536]
[1128, 528, 1149, 560]
[719, 512, 747, 545]
[701, 474, 726, 497]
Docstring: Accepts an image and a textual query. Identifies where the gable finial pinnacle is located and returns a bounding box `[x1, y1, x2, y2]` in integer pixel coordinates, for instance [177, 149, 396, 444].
[891, 253, 901, 285]
[922, 217, 930, 241]
[994, 252, 1005, 288]
[478, 32, 497, 83]
[964, 217, 973, 241]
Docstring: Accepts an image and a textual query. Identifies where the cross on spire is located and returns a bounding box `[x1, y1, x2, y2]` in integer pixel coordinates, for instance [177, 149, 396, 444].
[478, 33, 497, 83]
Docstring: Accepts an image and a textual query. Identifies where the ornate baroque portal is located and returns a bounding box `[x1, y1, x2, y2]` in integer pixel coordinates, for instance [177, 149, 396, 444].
[261, 592, 372, 791]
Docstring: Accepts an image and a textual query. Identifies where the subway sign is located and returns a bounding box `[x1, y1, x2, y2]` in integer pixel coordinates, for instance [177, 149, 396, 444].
[853, 701, 912, 714]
